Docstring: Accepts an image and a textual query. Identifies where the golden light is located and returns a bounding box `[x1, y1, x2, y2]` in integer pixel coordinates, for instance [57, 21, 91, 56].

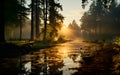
[54, 37, 58, 41]
[59, 24, 71, 36]
[62, 50, 68, 57]
[57, 46, 69, 58]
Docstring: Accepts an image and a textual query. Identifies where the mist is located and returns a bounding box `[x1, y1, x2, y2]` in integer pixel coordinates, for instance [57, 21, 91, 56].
[5, 20, 31, 40]
[59, 20, 83, 40]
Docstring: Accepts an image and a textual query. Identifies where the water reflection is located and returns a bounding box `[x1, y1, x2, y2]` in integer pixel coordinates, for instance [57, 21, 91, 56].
[21, 62, 31, 75]
[0, 42, 84, 75]
[0, 41, 114, 75]
[26, 42, 83, 75]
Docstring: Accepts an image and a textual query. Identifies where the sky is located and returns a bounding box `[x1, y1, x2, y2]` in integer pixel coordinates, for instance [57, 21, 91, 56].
[59, 0, 92, 26]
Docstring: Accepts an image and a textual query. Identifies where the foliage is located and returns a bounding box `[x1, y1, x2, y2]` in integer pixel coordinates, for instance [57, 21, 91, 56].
[30, 0, 44, 39]
[113, 36, 120, 46]
[80, 0, 120, 40]
[2, 0, 30, 41]
[4, 0, 29, 26]
[45, 0, 64, 41]
[29, 0, 64, 41]
[68, 20, 81, 38]
[81, 0, 117, 9]
[48, 0, 64, 40]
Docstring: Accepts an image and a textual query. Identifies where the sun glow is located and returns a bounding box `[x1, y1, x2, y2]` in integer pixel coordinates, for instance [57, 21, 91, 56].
[59, 24, 71, 36]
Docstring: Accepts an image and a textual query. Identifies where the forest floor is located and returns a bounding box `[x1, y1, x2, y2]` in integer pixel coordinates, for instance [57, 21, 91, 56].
[0, 40, 69, 57]
[0, 40, 120, 74]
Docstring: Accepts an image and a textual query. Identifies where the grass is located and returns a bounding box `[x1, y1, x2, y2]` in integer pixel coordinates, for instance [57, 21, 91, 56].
[0, 40, 68, 57]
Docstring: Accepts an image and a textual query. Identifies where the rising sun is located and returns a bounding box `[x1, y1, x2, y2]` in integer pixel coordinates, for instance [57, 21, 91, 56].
[59, 24, 71, 35]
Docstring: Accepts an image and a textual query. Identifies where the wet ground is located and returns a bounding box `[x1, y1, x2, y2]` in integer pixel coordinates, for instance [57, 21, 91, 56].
[0, 40, 118, 75]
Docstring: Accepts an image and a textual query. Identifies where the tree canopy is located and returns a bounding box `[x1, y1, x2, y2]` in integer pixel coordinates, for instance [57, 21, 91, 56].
[80, 0, 120, 40]
[82, 0, 117, 9]
[5, 0, 29, 26]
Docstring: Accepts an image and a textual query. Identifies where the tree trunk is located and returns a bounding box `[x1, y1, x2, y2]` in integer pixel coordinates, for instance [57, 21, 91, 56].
[31, 0, 34, 40]
[0, 0, 5, 42]
[20, 17, 22, 40]
[35, 0, 40, 39]
[20, 0, 23, 40]
[43, 0, 48, 41]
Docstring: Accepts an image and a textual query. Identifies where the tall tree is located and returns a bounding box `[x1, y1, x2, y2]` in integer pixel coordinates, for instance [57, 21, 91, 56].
[0, 0, 5, 42]
[19, 0, 23, 40]
[48, 0, 64, 40]
[81, 0, 114, 9]
[43, 0, 48, 41]
[35, 0, 40, 39]
[80, 0, 120, 40]
[19, 0, 29, 40]
[31, 0, 44, 39]
[31, 0, 35, 40]
[81, 1, 107, 40]
[109, 1, 120, 33]
[1, 0, 29, 42]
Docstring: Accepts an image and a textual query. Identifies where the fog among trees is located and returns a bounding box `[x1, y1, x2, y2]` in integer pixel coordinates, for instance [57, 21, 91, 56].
[80, 0, 120, 41]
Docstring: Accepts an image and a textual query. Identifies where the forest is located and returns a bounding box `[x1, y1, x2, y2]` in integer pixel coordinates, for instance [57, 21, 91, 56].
[0, 0, 120, 75]
[0, 0, 64, 42]
[0, 0, 120, 42]
[0, 0, 120, 58]
[80, 0, 120, 41]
